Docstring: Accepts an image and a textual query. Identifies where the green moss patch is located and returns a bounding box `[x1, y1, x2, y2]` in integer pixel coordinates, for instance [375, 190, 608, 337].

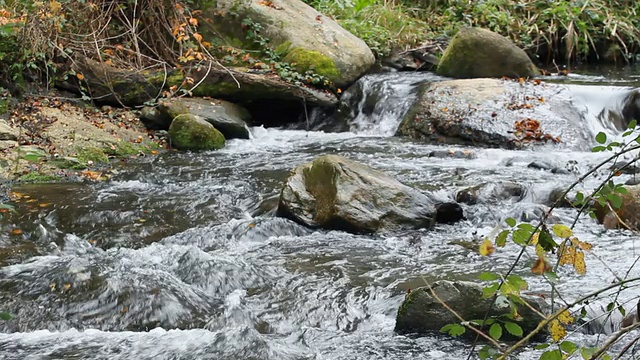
[17, 172, 62, 183]
[168, 114, 226, 151]
[282, 48, 340, 81]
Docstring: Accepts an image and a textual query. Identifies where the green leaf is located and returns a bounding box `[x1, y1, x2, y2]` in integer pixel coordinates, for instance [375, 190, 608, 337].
[615, 186, 628, 194]
[560, 341, 577, 354]
[534, 343, 550, 350]
[544, 271, 559, 284]
[581, 347, 597, 359]
[478, 272, 500, 281]
[440, 323, 465, 337]
[592, 145, 607, 152]
[0, 312, 11, 321]
[595, 132, 607, 144]
[478, 345, 498, 360]
[538, 227, 558, 251]
[506, 275, 528, 290]
[489, 323, 502, 340]
[505, 217, 517, 227]
[512, 229, 531, 246]
[607, 193, 623, 209]
[496, 230, 509, 247]
[482, 283, 499, 298]
[504, 321, 523, 337]
[627, 119, 637, 129]
[618, 305, 626, 316]
[541, 349, 562, 360]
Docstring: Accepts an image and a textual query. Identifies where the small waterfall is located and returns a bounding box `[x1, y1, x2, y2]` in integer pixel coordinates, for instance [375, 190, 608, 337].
[334, 72, 445, 136]
[567, 84, 639, 141]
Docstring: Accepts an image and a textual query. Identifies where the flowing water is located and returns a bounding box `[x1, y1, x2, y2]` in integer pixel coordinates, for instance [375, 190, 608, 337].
[2, 69, 640, 359]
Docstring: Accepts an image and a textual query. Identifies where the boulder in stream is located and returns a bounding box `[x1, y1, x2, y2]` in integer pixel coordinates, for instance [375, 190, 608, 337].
[396, 78, 593, 150]
[276, 154, 463, 233]
[594, 184, 640, 230]
[202, 0, 375, 87]
[168, 114, 225, 151]
[437, 27, 539, 79]
[395, 280, 545, 338]
[142, 98, 252, 139]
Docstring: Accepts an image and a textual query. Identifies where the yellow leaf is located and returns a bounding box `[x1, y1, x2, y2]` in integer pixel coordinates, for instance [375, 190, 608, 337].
[529, 232, 539, 246]
[549, 319, 566, 342]
[558, 244, 576, 266]
[76, 73, 84, 80]
[193, 32, 203, 43]
[479, 238, 495, 256]
[574, 250, 586, 275]
[557, 310, 574, 325]
[577, 240, 593, 251]
[63, 283, 71, 290]
[49, 0, 62, 14]
[552, 224, 573, 238]
[188, 17, 198, 27]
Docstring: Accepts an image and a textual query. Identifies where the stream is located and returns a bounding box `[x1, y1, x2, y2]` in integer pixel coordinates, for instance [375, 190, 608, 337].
[2, 69, 640, 359]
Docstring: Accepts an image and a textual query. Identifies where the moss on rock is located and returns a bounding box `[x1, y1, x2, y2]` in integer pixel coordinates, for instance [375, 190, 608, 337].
[283, 47, 340, 82]
[168, 114, 226, 151]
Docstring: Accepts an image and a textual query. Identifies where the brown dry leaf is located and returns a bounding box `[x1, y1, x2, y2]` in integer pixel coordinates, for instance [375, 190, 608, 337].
[531, 255, 551, 274]
[10, 228, 23, 235]
[76, 73, 84, 81]
[188, 17, 198, 27]
[193, 32, 203, 43]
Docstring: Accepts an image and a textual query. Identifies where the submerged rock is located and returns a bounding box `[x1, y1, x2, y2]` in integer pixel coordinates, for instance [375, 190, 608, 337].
[395, 280, 545, 337]
[396, 78, 592, 149]
[168, 114, 225, 151]
[276, 154, 462, 233]
[456, 181, 526, 205]
[203, 0, 375, 87]
[437, 27, 539, 79]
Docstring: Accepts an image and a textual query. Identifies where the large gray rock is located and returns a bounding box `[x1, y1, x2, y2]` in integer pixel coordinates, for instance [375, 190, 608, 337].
[437, 27, 539, 79]
[142, 98, 252, 139]
[206, 0, 375, 87]
[395, 280, 546, 337]
[276, 154, 462, 233]
[396, 78, 593, 150]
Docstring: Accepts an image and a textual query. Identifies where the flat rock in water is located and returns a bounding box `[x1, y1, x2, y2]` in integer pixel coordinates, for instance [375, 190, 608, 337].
[276, 154, 462, 233]
[397, 78, 593, 150]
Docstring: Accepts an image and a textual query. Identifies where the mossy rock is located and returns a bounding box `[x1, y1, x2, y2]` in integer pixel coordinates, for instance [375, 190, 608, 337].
[437, 27, 539, 79]
[16, 172, 62, 183]
[282, 47, 340, 82]
[76, 146, 109, 164]
[168, 114, 226, 151]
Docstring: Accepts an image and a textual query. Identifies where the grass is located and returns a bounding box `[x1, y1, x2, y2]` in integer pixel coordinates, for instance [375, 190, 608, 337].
[402, 0, 640, 63]
[303, 0, 640, 63]
[302, 0, 433, 58]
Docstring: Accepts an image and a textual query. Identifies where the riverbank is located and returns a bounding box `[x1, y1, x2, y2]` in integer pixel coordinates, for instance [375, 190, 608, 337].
[0, 89, 166, 183]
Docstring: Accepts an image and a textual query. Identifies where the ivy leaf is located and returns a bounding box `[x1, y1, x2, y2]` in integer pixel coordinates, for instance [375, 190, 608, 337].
[504, 321, 523, 337]
[478, 272, 500, 281]
[489, 323, 502, 340]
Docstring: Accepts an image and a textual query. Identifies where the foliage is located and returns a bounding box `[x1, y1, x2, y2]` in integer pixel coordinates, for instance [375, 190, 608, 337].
[302, 0, 432, 58]
[408, 0, 640, 63]
[439, 119, 640, 359]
